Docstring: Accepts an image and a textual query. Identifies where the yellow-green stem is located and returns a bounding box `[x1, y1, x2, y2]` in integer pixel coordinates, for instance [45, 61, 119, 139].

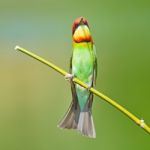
[15, 45, 150, 134]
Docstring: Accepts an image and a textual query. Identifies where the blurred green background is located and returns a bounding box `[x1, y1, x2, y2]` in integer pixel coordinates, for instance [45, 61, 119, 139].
[0, 0, 150, 150]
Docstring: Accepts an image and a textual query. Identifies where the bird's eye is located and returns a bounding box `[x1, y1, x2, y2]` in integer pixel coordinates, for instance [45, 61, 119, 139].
[84, 20, 89, 27]
[72, 22, 79, 34]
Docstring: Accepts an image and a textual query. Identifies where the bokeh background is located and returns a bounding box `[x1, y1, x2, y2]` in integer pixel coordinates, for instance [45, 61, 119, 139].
[0, 0, 150, 150]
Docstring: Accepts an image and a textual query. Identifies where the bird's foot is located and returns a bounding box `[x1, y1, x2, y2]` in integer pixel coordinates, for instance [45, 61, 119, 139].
[87, 85, 92, 91]
[140, 119, 145, 128]
[65, 73, 74, 81]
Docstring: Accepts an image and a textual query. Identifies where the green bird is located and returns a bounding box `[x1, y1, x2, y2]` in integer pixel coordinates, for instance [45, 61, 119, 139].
[58, 17, 97, 138]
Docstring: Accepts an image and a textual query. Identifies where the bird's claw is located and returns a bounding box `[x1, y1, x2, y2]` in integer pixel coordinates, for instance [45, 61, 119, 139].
[140, 119, 145, 128]
[87, 85, 92, 91]
[65, 73, 74, 81]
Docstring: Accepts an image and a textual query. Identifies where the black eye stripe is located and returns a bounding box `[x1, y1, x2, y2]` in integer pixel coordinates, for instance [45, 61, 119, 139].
[72, 24, 89, 35]
[84, 21, 89, 28]
[72, 18, 90, 35]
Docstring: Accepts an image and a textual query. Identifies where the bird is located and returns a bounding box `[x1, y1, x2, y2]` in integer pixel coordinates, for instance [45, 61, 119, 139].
[58, 17, 97, 138]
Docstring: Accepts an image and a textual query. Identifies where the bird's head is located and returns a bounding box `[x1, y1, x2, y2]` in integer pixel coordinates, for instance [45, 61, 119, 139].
[72, 17, 92, 43]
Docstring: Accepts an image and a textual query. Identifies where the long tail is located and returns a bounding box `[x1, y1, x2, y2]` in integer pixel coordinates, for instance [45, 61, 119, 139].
[77, 110, 96, 138]
[58, 101, 80, 129]
[58, 102, 96, 138]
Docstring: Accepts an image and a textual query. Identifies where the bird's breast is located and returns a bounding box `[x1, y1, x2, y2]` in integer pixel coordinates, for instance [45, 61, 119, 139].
[72, 47, 93, 85]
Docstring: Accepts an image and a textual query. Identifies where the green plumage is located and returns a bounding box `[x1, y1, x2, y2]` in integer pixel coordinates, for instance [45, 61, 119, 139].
[58, 17, 97, 138]
[71, 42, 97, 111]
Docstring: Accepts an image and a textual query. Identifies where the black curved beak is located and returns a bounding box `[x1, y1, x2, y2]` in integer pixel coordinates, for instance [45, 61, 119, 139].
[79, 17, 84, 25]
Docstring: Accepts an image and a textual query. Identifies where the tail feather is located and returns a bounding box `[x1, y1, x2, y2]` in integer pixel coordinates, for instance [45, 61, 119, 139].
[77, 111, 96, 138]
[58, 102, 80, 129]
[58, 98, 96, 138]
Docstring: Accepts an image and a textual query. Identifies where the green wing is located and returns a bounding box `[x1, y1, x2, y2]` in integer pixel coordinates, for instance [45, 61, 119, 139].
[93, 44, 97, 87]
[69, 54, 72, 73]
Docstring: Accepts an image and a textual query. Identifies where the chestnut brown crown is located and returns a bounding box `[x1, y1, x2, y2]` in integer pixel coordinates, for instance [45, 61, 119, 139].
[72, 17, 89, 35]
[72, 17, 92, 43]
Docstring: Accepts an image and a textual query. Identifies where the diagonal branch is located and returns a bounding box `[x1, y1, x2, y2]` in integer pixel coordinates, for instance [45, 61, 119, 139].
[15, 45, 150, 134]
